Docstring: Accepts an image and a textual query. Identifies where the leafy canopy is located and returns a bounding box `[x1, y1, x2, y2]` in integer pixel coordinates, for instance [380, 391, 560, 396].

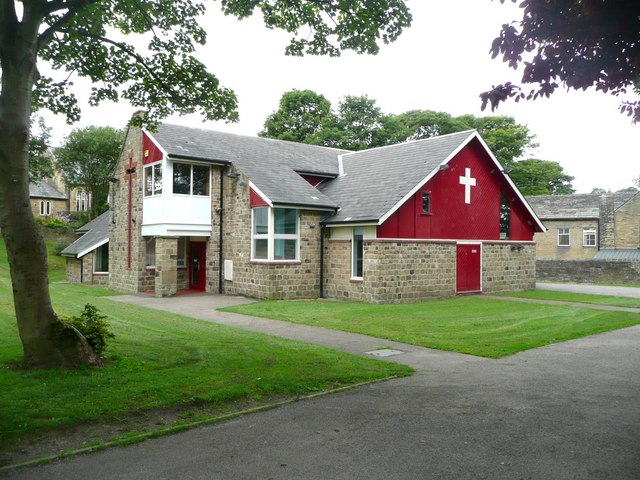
[24, 0, 411, 126]
[28, 116, 54, 182]
[55, 126, 124, 218]
[481, 0, 640, 122]
[508, 159, 575, 196]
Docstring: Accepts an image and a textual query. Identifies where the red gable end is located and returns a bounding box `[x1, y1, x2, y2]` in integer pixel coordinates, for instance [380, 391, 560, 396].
[143, 132, 163, 165]
[378, 139, 537, 241]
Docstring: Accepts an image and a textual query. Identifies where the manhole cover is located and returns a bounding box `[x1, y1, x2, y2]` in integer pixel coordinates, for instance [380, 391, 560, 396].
[365, 349, 404, 357]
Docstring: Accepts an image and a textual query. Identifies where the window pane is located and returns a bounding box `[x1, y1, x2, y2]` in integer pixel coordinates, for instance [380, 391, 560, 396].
[558, 228, 570, 246]
[254, 239, 268, 259]
[353, 228, 363, 277]
[422, 193, 430, 213]
[192, 165, 210, 196]
[95, 244, 109, 272]
[144, 166, 153, 196]
[274, 239, 297, 260]
[173, 163, 191, 194]
[154, 164, 163, 194]
[274, 208, 297, 234]
[146, 238, 156, 266]
[253, 207, 268, 235]
[500, 192, 510, 240]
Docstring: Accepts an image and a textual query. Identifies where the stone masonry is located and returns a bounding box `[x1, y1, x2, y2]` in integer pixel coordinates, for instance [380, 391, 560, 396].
[614, 194, 640, 249]
[154, 237, 178, 297]
[65, 253, 109, 285]
[482, 242, 536, 293]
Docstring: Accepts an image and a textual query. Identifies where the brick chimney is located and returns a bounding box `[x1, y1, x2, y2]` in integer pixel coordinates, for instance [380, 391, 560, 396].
[598, 195, 615, 249]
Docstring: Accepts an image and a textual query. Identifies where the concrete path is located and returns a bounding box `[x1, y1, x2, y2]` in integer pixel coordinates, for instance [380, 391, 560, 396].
[5, 294, 640, 479]
[537, 282, 640, 298]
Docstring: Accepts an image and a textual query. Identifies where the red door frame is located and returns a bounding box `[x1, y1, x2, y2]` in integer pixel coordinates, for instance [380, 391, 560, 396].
[456, 243, 481, 293]
[189, 242, 207, 291]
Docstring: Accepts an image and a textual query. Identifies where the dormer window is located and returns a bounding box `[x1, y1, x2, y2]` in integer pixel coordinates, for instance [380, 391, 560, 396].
[172, 163, 210, 196]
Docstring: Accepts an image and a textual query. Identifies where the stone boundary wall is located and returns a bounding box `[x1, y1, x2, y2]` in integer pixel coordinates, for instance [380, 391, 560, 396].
[482, 242, 536, 293]
[537, 259, 640, 284]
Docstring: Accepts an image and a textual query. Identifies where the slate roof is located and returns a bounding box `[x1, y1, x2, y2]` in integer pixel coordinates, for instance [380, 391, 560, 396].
[61, 212, 109, 258]
[526, 192, 637, 220]
[318, 130, 478, 223]
[148, 124, 348, 209]
[595, 249, 640, 261]
[29, 181, 67, 200]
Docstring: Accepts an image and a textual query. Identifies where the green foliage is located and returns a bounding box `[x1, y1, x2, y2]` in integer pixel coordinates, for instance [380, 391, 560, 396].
[53, 241, 70, 256]
[508, 158, 575, 195]
[482, 0, 640, 122]
[35, 216, 73, 230]
[64, 304, 114, 356]
[55, 126, 124, 219]
[28, 116, 55, 182]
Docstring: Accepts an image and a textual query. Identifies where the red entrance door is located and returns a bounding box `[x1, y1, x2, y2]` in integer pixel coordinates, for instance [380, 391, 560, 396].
[189, 242, 206, 291]
[456, 243, 481, 293]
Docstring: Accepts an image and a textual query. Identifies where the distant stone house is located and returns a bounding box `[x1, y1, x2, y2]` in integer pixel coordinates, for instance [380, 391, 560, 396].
[527, 192, 640, 284]
[61, 212, 109, 285]
[29, 180, 68, 218]
[88, 121, 544, 303]
[526, 192, 640, 260]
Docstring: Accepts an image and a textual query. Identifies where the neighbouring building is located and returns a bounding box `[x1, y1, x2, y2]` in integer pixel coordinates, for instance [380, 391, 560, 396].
[61, 211, 109, 285]
[29, 180, 68, 218]
[78, 120, 545, 303]
[527, 192, 640, 284]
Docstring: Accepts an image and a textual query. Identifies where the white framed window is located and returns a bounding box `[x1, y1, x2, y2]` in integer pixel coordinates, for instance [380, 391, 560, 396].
[583, 228, 597, 247]
[251, 207, 299, 261]
[352, 228, 364, 279]
[76, 190, 89, 212]
[145, 237, 156, 267]
[144, 162, 163, 196]
[172, 162, 210, 196]
[94, 243, 109, 273]
[557, 228, 570, 246]
[39, 200, 51, 216]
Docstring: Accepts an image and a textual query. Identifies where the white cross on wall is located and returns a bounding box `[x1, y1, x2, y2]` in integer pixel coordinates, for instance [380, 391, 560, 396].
[459, 167, 476, 204]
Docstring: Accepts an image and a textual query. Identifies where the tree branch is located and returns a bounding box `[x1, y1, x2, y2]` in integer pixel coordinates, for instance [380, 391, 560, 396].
[38, 0, 101, 50]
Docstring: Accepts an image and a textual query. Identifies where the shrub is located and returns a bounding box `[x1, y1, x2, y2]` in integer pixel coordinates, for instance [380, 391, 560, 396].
[65, 304, 115, 355]
[54, 240, 69, 256]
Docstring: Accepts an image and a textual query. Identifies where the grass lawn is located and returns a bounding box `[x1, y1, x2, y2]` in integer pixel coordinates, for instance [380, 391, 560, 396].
[222, 296, 640, 359]
[502, 290, 640, 308]
[0, 241, 411, 460]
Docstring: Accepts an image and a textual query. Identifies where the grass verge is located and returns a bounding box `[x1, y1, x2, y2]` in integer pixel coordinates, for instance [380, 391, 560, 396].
[0, 240, 411, 465]
[222, 296, 640, 359]
[501, 290, 640, 308]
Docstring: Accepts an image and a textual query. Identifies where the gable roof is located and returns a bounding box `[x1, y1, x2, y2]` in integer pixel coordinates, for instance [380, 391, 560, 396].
[61, 212, 109, 258]
[318, 130, 476, 224]
[147, 124, 347, 210]
[29, 181, 67, 200]
[526, 192, 637, 220]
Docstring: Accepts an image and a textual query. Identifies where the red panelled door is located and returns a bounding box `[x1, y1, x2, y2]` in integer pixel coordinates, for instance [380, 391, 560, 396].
[456, 243, 481, 293]
[189, 242, 206, 291]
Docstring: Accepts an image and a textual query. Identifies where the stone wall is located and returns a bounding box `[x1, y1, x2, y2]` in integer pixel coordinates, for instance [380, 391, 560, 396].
[65, 252, 109, 285]
[533, 219, 599, 260]
[154, 237, 178, 297]
[614, 194, 640, 249]
[108, 126, 154, 293]
[324, 238, 536, 303]
[482, 242, 536, 293]
[537, 259, 640, 284]
[30, 198, 67, 219]
[220, 173, 323, 299]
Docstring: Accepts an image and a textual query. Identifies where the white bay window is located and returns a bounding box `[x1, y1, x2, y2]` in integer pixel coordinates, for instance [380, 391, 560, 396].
[252, 207, 299, 261]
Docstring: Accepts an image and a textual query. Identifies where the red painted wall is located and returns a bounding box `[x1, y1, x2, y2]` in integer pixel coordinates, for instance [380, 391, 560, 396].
[143, 132, 163, 165]
[250, 188, 269, 208]
[378, 139, 535, 241]
[300, 174, 328, 187]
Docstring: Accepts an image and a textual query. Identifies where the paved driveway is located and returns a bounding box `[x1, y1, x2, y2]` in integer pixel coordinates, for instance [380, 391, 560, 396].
[5, 295, 640, 479]
[537, 282, 640, 298]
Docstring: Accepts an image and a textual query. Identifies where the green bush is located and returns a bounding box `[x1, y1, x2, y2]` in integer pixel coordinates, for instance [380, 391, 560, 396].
[65, 304, 115, 355]
[54, 240, 69, 256]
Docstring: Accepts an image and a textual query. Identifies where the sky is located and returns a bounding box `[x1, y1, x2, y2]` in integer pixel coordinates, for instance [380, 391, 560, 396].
[40, 0, 639, 194]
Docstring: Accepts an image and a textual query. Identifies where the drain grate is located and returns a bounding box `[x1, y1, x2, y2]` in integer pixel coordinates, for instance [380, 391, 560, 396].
[365, 349, 404, 357]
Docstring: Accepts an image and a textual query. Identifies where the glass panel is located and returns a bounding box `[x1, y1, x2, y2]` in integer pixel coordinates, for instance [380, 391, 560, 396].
[154, 164, 163, 194]
[173, 163, 191, 194]
[253, 207, 269, 235]
[144, 166, 153, 196]
[353, 228, 363, 277]
[558, 228, 570, 246]
[500, 192, 510, 240]
[145, 238, 156, 266]
[274, 239, 297, 260]
[254, 239, 268, 259]
[95, 244, 109, 272]
[192, 165, 210, 196]
[274, 208, 297, 234]
[422, 193, 430, 213]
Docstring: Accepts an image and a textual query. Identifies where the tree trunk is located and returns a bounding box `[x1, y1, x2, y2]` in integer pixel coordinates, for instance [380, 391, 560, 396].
[0, 10, 98, 369]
